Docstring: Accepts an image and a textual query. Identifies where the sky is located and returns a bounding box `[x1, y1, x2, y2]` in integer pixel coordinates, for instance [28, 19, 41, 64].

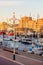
[0, 0, 43, 21]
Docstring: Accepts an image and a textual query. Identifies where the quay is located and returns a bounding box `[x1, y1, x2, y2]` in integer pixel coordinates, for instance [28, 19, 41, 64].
[0, 48, 43, 65]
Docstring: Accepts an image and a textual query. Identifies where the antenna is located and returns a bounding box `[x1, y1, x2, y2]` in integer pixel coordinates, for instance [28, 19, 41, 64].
[29, 12, 31, 17]
[37, 13, 40, 20]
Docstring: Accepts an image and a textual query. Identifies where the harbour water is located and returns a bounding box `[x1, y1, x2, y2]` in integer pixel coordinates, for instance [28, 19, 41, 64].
[0, 35, 43, 52]
[2, 40, 32, 51]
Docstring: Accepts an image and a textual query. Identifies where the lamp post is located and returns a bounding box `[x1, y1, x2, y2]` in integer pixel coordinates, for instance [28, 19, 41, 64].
[11, 12, 19, 60]
[12, 12, 16, 60]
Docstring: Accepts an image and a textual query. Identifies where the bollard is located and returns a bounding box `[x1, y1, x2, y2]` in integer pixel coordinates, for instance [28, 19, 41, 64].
[13, 53, 15, 60]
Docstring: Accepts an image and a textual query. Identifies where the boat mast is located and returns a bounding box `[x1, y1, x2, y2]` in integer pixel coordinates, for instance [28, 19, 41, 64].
[25, 16, 26, 37]
[12, 12, 16, 39]
[37, 14, 40, 44]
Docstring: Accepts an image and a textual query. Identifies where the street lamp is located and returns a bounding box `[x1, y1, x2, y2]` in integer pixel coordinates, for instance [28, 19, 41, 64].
[11, 12, 19, 60]
[10, 12, 16, 60]
[12, 12, 16, 60]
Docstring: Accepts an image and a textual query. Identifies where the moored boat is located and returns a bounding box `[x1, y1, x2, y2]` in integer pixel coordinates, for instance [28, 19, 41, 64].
[21, 37, 32, 44]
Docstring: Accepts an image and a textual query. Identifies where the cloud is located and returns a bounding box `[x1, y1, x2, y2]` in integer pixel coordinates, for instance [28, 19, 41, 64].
[0, 0, 23, 7]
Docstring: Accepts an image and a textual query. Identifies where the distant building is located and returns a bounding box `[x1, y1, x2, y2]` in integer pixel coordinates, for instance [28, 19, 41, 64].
[0, 16, 43, 35]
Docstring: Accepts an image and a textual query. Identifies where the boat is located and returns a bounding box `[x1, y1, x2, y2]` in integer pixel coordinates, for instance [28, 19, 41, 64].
[32, 45, 43, 56]
[0, 31, 3, 42]
[21, 36, 32, 44]
[0, 35, 3, 42]
[33, 38, 43, 46]
[27, 47, 33, 53]
[12, 36, 20, 42]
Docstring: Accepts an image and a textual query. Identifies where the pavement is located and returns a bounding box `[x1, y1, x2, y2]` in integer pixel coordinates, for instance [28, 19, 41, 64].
[16, 54, 43, 65]
[0, 48, 43, 65]
[0, 55, 24, 65]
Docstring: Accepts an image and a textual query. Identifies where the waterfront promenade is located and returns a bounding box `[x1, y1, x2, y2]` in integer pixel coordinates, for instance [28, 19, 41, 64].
[0, 55, 24, 65]
[0, 48, 43, 65]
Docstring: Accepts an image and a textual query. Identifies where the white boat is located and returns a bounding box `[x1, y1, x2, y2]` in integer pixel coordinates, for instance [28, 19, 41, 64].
[13, 39, 19, 42]
[21, 37, 32, 44]
[0, 35, 3, 42]
[33, 38, 43, 46]
[12, 36, 20, 42]
[32, 46, 43, 55]
[27, 47, 33, 53]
